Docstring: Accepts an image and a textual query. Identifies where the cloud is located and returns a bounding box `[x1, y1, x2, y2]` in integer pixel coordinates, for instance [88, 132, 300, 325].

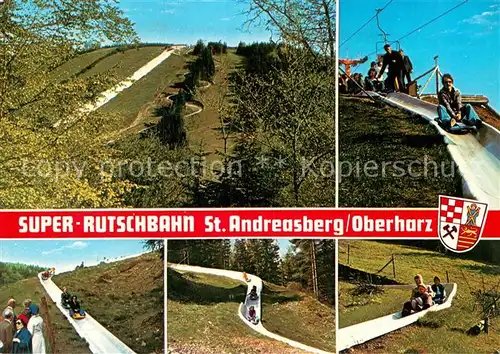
[161, 9, 175, 14]
[42, 241, 88, 255]
[463, 10, 500, 25]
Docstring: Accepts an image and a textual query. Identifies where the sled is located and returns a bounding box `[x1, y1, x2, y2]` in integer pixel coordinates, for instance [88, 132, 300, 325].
[437, 119, 479, 134]
[248, 316, 259, 325]
[72, 311, 86, 320]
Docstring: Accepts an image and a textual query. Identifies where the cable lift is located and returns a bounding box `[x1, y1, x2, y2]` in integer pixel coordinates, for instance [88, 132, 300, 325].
[375, 9, 400, 55]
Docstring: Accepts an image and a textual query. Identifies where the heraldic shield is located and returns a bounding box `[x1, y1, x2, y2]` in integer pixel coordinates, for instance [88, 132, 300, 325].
[438, 196, 488, 253]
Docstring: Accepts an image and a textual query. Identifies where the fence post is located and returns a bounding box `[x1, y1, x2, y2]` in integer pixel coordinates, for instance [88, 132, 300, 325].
[392, 254, 396, 279]
[347, 245, 350, 265]
[41, 296, 56, 354]
[446, 270, 450, 283]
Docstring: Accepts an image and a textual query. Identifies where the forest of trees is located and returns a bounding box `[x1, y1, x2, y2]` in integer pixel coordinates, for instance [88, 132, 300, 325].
[167, 239, 335, 305]
[0, 263, 44, 286]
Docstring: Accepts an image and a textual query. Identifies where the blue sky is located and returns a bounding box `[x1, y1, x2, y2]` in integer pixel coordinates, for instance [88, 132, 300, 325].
[118, 0, 272, 46]
[340, 0, 500, 110]
[277, 239, 292, 256]
[0, 240, 147, 272]
[0, 239, 289, 270]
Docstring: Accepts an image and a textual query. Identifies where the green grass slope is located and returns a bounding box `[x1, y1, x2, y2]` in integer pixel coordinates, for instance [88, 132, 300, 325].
[168, 268, 334, 354]
[0, 277, 90, 353]
[339, 97, 462, 207]
[338, 241, 500, 353]
[100, 52, 187, 130]
[52, 46, 165, 83]
[53, 253, 164, 354]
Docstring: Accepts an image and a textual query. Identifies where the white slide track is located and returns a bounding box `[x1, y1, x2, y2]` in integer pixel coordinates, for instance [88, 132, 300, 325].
[54, 45, 185, 128]
[374, 92, 500, 208]
[168, 263, 333, 354]
[38, 271, 138, 353]
[337, 283, 457, 351]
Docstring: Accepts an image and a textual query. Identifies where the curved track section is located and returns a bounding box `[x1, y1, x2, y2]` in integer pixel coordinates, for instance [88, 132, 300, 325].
[337, 283, 457, 351]
[168, 263, 333, 354]
[39, 274, 136, 353]
[377, 92, 500, 208]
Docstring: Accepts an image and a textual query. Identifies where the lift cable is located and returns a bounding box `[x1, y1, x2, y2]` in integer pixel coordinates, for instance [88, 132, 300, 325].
[339, 0, 394, 48]
[362, 0, 469, 57]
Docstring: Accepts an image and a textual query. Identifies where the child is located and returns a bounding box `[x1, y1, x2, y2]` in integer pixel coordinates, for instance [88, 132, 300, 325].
[411, 285, 428, 311]
[431, 276, 446, 304]
[248, 306, 256, 322]
[248, 286, 258, 300]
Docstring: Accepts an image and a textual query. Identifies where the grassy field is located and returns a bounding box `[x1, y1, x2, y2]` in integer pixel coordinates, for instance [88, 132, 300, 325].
[339, 97, 462, 207]
[99, 52, 188, 132]
[51, 47, 119, 80]
[0, 278, 90, 353]
[53, 253, 164, 353]
[338, 240, 500, 353]
[339, 281, 410, 328]
[52, 46, 165, 83]
[262, 282, 335, 352]
[168, 268, 334, 353]
[185, 50, 245, 163]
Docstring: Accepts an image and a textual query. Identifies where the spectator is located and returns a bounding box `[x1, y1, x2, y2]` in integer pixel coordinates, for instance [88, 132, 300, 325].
[377, 44, 404, 92]
[0, 310, 14, 353]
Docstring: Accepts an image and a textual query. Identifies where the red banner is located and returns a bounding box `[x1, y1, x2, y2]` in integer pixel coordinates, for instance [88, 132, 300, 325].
[0, 209, 498, 238]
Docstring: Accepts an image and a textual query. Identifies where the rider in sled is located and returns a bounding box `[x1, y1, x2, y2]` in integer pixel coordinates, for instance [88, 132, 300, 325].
[248, 286, 258, 301]
[401, 274, 434, 317]
[61, 287, 71, 309]
[247, 306, 257, 323]
[69, 295, 85, 318]
[437, 73, 482, 131]
[431, 276, 447, 304]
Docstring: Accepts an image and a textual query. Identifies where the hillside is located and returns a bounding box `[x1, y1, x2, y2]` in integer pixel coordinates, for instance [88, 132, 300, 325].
[167, 268, 334, 353]
[338, 241, 500, 353]
[339, 97, 461, 207]
[53, 253, 164, 353]
[0, 262, 45, 286]
[52, 45, 167, 83]
[0, 275, 90, 353]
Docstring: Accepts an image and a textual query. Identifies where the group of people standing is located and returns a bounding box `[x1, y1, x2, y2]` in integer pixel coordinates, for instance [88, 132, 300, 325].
[0, 299, 46, 354]
[339, 44, 414, 94]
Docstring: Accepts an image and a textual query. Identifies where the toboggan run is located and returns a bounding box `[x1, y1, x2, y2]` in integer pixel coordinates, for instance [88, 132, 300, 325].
[168, 263, 333, 354]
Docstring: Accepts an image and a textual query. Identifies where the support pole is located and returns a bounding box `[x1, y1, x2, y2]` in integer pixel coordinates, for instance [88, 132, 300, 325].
[347, 244, 350, 265]
[446, 270, 449, 283]
[392, 254, 396, 279]
[434, 56, 440, 95]
[420, 66, 438, 95]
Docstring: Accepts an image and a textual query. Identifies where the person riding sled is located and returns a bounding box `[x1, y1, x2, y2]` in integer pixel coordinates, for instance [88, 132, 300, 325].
[437, 73, 482, 130]
[431, 276, 447, 304]
[248, 286, 258, 301]
[247, 306, 258, 324]
[61, 287, 71, 309]
[401, 274, 434, 317]
[68, 296, 85, 318]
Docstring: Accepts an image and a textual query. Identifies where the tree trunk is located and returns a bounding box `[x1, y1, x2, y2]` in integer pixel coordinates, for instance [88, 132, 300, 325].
[311, 241, 319, 299]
